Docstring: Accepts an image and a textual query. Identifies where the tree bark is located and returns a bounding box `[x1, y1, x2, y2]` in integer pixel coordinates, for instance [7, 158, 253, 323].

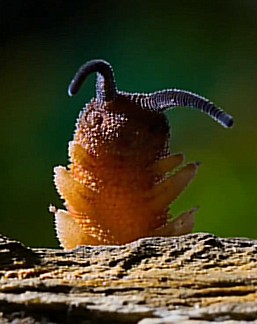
[0, 232, 257, 323]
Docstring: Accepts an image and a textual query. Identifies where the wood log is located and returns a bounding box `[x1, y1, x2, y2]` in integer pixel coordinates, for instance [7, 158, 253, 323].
[0, 232, 257, 323]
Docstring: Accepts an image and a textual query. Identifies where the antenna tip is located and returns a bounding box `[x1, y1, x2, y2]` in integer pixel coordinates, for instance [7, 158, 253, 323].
[222, 114, 234, 128]
[68, 80, 76, 97]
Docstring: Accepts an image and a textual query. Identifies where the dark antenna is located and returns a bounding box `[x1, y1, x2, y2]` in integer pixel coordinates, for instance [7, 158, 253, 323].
[68, 59, 233, 128]
[68, 59, 117, 102]
[131, 89, 234, 128]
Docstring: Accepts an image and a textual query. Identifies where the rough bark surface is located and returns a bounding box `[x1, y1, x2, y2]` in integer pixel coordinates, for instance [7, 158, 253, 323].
[0, 232, 257, 323]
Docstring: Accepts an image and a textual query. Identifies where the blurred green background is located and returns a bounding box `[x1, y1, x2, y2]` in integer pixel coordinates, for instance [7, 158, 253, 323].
[1, 0, 256, 247]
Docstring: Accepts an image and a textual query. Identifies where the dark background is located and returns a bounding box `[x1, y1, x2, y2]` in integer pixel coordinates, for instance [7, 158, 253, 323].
[1, 0, 256, 247]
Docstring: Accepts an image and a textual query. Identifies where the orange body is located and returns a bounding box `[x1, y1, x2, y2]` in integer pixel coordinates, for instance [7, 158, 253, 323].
[52, 96, 197, 249]
[51, 59, 233, 249]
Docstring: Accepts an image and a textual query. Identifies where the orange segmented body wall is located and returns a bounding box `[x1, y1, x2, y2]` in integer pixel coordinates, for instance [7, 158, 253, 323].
[51, 59, 233, 250]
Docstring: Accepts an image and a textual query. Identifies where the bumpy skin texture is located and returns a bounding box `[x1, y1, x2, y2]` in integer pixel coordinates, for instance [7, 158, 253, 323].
[52, 95, 198, 249]
[52, 59, 233, 249]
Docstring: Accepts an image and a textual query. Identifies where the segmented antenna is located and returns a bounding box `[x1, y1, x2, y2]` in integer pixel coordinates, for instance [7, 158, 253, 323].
[130, 89, 233, 128]
[68, 59, 233, 128]
[68, 59, 117, 102]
